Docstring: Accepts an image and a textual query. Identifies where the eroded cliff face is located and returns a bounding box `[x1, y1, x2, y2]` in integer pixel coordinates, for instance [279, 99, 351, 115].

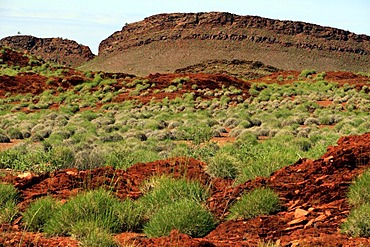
[0, 35, 95, 67]
[99, 12, 369, 56]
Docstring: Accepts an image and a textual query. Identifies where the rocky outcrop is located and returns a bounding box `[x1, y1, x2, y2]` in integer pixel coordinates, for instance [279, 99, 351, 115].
[0, 35, 95, 67]
[99, 12, 370, 56]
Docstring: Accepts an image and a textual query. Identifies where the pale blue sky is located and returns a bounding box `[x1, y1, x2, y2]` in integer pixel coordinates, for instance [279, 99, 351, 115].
[1, 0, 369, 54]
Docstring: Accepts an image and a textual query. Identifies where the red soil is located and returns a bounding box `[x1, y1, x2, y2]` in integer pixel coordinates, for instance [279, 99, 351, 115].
[1, 133, 370, 246]
[0, 48, 30, 67]
[115, 73, 251, 104]
[0, 73, 86, 97]
[0, 139, 22, 152]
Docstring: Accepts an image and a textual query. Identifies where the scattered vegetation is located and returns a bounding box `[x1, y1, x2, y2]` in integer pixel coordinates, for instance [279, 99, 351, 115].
[1, 53, 370, 244]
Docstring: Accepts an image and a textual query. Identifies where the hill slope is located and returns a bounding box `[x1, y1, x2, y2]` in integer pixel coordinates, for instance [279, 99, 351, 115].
[0, 35, 95, 67]
[80, 12, 370, 75]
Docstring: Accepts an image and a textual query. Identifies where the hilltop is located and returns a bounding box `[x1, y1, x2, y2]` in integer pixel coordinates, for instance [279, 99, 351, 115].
[0, 35, 95, 67]
[80, 12, 370, 75]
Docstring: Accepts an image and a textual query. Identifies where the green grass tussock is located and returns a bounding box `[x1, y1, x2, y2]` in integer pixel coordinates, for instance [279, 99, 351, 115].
[44, 188, 144, 236]
[227, 187, 280, 220]
[0, 183, 19, 224]
[23, 196, 61, 232]
[138, 175, 209, 217]
[341, 168, 370, 237]
[143, 199, 216, 238]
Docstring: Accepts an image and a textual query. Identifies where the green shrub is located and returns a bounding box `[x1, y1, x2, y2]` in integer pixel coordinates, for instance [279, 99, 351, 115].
[227, 187, 280, 220]
[115, 199, 146, 232]
[143, 199, 216, 238]
[347, 169, 370, 207]
[0, 133, 10, 143]
[71, 221, 119, 247]
[235, 139, 299, 184]
[206, 152, 240, 179]
[314, 72, 326, 81]
[6, 128, 23, 139]
[44, 188, 139, 236]
[341, 203, 370, 237]
[299, 69, 316, 78]
[138, 175, 209, 217]
[176, 124, 214, 145]
[293, 137, 312, 152]
[23, 196, 61, 231]
[0, 183, 19, 223]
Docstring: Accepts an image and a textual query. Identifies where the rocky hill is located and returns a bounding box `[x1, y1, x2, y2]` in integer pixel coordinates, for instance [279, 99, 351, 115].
[80, 12, 370, 75]
[0, 35, 95, 67]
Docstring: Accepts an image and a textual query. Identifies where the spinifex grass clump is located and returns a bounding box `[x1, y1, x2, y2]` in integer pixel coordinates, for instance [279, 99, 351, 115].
[71, 221, 119, 247]
[206, 152, 240, 179]
[346, 168, 370, 207]
[23, 196, 61, 232]
[341, 203, 370, 237]
[227, 187, 280, 220]
[143, 199, 216, 238]
[0, 183, 19, 223]
[138, 175, 209, 217]
[44, 188, 145, 236]
[341, 169, 370, 237]
[138, 175, 215, 237]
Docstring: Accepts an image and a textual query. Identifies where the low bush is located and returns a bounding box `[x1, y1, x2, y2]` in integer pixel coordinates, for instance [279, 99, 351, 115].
[341, 203, 370, 237]
[143, 199, 216, 238]
[44, 188, 142, 236]
[299, 69, 316, 78]
[0, 133, 10, 143]
[138, 175, 209, 217]
[23, 196, 61, 231]
[347, 168, 370, 207]
[0, 183, 19, 223]
[6, 128, 23, 139]
[71, 221, 118, 247]
[293, 137, 312, 152]
[233, 139, 300, 184]
[206, 152, 240, 179]
[227, 187, 280, 220]
[176, 124, 214, 145]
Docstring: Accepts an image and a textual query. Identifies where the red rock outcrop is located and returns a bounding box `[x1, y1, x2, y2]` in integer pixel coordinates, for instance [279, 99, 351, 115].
[99, 12, 369, 56]
[0, 35, 95, 67]
[86, 12, 370, 75]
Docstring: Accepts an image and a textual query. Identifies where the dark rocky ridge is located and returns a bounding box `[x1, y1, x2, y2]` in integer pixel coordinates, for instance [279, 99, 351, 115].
[0, 35, 95, 67]
[99, 12, 369, 56]
[83, 12, 370, 75]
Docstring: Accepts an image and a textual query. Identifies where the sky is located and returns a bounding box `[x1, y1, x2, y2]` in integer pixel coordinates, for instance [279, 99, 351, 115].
[1, 0, 369, 54]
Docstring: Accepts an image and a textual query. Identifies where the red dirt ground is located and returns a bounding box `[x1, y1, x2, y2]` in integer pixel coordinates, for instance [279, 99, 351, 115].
[0, 140, 22, 152]
[0, 48, 30, 67]
[1, 133, 370, 246]
[0, 73, 85, 97]
[114, 73, 251, 104]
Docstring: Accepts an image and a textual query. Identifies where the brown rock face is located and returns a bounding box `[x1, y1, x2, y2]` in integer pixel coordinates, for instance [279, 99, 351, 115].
[100, 12, 369, 55]
[0, 35, 95, 67]
[87, 12, 370, 75]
